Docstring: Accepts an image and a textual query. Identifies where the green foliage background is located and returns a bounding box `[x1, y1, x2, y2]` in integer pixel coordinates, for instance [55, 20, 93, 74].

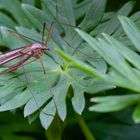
[0, 0, 140, 140]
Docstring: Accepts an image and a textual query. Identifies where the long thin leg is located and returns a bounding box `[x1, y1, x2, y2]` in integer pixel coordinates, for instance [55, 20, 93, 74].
[42, 1, 91, 59]
[45, 22, 54, 46]
[45, 2, 84, 57]
[44, 20, 75, 47]
[0, 55, 31, 74]
[8, 30, 42, 44]
[21, 58, 37, 67]
[42, 23, 46, 46]
[39, 57, 46, 74]
[7, 30, 30, 45]
[44, 21, 90, 58]
[50, 0, 77, 29]
[39, 57, 57, 113]
[21, 57, 54, 117]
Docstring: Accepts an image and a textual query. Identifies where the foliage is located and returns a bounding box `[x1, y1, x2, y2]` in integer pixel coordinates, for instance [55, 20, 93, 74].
[58, 15, 140, 124]
[0, 0, 140, 139]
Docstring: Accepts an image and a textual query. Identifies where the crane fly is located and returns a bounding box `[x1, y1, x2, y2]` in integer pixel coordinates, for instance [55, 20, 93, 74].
[0, 23, 52, 74]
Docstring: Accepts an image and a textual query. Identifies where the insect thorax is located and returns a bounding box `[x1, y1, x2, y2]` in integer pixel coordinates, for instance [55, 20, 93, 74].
[31, 43, 45, 58]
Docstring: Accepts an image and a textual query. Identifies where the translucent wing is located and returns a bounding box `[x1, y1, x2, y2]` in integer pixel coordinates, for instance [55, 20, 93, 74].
[0, 45, 32, 65]
[0, 55, 31, 74]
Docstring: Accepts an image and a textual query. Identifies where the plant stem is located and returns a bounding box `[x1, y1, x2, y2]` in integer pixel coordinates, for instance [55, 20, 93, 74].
[75, 113, 96, 140]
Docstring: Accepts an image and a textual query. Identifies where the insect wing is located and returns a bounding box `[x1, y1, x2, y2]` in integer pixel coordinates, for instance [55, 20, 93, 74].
[0, 55, 31, 74]
[0, 45, 31, 66]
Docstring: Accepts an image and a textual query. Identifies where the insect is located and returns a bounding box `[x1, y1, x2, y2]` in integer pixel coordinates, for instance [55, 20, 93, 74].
[0, 23, 52, 74]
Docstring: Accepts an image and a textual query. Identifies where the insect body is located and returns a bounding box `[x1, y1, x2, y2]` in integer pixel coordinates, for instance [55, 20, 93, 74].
[31, 43, 49, 58]
[0, 43, 49, 74]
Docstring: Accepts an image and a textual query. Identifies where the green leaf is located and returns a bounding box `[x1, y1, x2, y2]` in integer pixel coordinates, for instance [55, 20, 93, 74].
[71, 81, 85, 114]
[22, 4, 48, 31]
[0, 13, 17, 29]
[119, 15, 140, 52]
[75, 28, 140, 92]
[74, 0, 91, 19]
[42, 0, 56, 21]
[91, 1, 135, 36]
[53, 73, 69, 121]
[0, 89, 31, 111]
[0, 0, 31, 27]
[15, 26, 42, 44]
[79, 0, 106, 30]
[133, 103, 140, 123]
[56, 49, 109, 82]
[102, 33, 140, 70]
[75, 43, 107, 73]
[0, 26, 26, 49]
[0, 79, 24, 103]
[108, 69, 140, 91]
[89, 94, 140, 112]
[22, 0, 35, 5]
[24, 91, 52, 117]
[40, 100, 56, 129]
[56, 0, 75, 25]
